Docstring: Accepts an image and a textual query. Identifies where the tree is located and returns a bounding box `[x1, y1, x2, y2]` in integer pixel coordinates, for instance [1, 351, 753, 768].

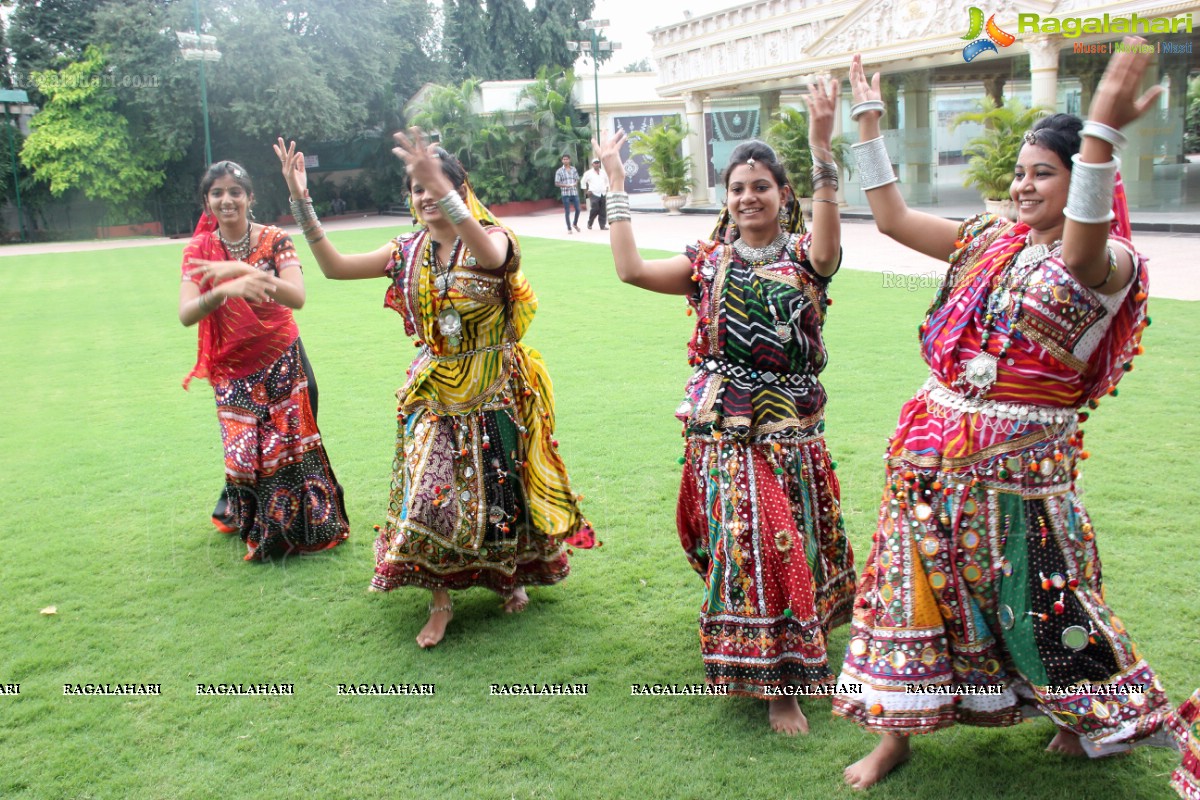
[442, 0, 490, 81]
[0, 16, 12, 88]
[8, 0, 98, 94]
[526, 0, 596, 75]
[621, 58, 652, 74]
[408, 79, 487, 172]
[518, 67, 590, 172]
[90, 0, 194, 176]
[21, 46, 165, 211]
[486, 0, 531, 80]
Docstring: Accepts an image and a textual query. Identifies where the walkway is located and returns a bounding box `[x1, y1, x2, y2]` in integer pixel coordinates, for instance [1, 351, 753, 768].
[2, 207, 1194, 301]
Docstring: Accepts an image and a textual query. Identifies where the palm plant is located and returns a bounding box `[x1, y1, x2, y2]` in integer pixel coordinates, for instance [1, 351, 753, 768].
[629, 118, 692, 197]
[518, 67, 591, 174]
[408, 78, 486, 172]
[953, 98, 1047, 201]
[766, 106, 853, 198]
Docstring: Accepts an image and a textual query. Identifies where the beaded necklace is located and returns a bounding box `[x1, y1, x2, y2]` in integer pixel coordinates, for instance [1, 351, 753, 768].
[957, 234, 1060, 395]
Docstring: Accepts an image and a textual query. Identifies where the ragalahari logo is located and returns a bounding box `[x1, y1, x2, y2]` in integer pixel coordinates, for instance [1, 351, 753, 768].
[962, 7, 1016, 61]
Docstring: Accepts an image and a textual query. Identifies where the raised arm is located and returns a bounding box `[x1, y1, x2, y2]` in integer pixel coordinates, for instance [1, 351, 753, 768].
[593, 130, 694, 295]
[274, 137, 393, 280]
[804, 76, 841, 277]
[1060, 38, 1161, 294]
[848, 54, 960, 262]
[393, 128, 511, 271]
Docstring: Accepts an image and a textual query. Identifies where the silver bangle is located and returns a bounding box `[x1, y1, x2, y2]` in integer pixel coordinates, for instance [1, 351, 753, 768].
[1063, 153, 1118, 225]
[1087, 245, 1118, 290]
[607, 212, 632, 224]
[812, 198, 839, 205]
[1080, 121, 1128, 151]
[289, 197, 323, 240]
[852, 136, 897, 190]
[435, 190, 471, 225]
[812, 162, 839, 192]
[850, 100, 885, 121]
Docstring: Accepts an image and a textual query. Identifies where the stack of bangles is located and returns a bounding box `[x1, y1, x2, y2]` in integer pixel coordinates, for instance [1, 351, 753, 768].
[607, 191, 631, 224]
[198, 291, 222, 313]
[811, 147, 838, 204]
[289, 196, 325, 244]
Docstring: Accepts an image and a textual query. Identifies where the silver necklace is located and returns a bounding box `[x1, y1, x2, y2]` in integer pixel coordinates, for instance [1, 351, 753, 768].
[959, 234, 1057, 395]
[732, 231, 789, 265]
[429, 237, 463, 346]
[219, 226, 253, 261]
[1013, 234, 1061, 273]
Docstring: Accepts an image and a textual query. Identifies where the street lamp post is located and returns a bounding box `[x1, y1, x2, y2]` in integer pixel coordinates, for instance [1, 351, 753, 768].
[567, 19, 620, 145]
[0, 88, 31, 242]
[176, 0, 222, 166]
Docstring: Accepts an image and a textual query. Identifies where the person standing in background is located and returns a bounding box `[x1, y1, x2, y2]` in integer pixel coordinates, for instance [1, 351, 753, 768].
[581, 158, 609, 230]
[556, 154, 581, 233]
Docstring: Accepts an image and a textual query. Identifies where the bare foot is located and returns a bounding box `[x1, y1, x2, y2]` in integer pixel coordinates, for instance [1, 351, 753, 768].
[845, 735, 911, 790]
[1046, 729, 1086, 756]
[768, 697, 809, 735]
[503, 586, 529, 614]
[416, 590, 453, 648]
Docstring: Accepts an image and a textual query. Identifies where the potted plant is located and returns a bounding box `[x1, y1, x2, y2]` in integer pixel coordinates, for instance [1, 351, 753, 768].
[953, 98, 1047, 219]
[766, 106, 854, 219]
[630, 118, 692, 214]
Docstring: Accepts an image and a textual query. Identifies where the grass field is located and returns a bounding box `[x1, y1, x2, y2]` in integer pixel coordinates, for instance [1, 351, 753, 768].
[0, 229, 1196, 799]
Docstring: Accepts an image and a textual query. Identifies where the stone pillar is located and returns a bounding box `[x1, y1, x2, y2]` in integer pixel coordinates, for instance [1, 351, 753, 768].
[1122, 53, 1163, 209]
[1026, 36, 1061, 111]
[684, 92, 710, 204]
[900, 71, 932, 204]
[830, 68, 849, 206]
[1162, 60, 1190, 164]
[981, 75, 1007, 108]
[758, 89, 781, 127]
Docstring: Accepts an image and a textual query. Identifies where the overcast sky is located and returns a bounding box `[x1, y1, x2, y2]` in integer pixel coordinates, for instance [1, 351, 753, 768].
[588, 0, 736, 72]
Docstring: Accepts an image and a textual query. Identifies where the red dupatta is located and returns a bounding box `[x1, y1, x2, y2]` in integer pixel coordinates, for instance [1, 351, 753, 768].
[181, 212, 299, 388]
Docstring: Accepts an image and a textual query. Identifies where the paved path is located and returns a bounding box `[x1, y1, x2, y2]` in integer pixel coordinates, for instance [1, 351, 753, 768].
[3, 209, 1194, 300]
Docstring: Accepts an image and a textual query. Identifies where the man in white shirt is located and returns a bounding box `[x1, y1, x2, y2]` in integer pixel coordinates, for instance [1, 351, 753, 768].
[579, 158, 610, 230]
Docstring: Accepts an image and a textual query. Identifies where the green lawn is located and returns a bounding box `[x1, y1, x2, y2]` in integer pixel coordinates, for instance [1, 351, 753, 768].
[0, 230, 1196, 799]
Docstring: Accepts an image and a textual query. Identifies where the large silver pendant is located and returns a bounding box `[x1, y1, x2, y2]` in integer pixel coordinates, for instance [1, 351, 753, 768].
[963, 352, 999, 392]
[1015, 242, 1051, 272]
[437, 308, 463, 346]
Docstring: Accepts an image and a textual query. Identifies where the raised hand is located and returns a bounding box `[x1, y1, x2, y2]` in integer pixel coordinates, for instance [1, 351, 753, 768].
[186, 257, 255, 288]
[392, 127, 452, 197]
[592, 129, 628, 188]
[803, 75, 839, 153]
[1088, 37, 1163, 131]
[273, 138, 308, 199]
[848, 54, 882, 113]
